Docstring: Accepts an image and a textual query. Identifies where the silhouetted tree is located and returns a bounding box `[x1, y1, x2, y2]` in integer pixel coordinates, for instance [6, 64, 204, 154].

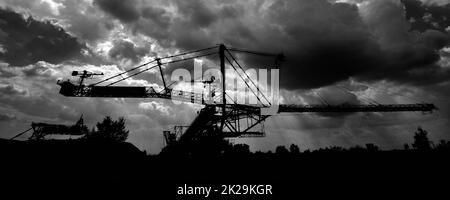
[327, 146, 345, 152]
[231, 144, 250, 155]
[349, 145, 365, 152]
[85, 116, 129, 142]
[289, 144, 300, 154]
[404, 143, 410, 151]
[72, 115, 89, 135]
[434, 140, 450, 151]
[412, 127, 431, 151]
[365, 143, 379, 152]
[275, 145, 289, 155]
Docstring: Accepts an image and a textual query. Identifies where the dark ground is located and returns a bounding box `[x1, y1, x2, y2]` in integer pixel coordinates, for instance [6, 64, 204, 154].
[0, 138, 448, 198]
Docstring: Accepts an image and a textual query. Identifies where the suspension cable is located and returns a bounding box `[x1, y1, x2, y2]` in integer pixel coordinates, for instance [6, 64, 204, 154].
[224, 55, 267, 106]
[106, 52, 218, 86]
[314, 90, 329, 106]
[225, 92, 237, 104]
[91, 59, 158, 86]
[225, 49, 272, 106]
[91, 46, 218, 86]
[336, 85, 380, 105]
[160, 46, 218, 60]
[10, 128, 32, 140]
[228, 47, 280, 57]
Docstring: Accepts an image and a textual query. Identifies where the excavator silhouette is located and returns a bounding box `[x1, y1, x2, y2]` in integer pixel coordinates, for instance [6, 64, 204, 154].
[10, 115, 88, 141]
[56, 44, 436, 148]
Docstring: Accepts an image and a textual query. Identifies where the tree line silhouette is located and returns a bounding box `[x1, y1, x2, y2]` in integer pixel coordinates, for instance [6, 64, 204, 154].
[69, 116, 450, 156]
[158, 126, 450, 157]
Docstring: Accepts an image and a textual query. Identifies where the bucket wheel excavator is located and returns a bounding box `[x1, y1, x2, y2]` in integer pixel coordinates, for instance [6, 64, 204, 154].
[56, 44, 436, 148]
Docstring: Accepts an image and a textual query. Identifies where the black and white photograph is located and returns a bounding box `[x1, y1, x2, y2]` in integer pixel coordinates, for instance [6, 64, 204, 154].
[0, 0, 449, 198]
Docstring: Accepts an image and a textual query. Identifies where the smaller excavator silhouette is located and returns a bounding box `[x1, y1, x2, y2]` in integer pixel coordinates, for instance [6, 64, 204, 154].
[10, 116, 88, 141]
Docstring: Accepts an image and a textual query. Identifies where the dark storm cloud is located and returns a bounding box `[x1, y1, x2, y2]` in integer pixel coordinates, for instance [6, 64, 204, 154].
[141, 6, 170, 28]
[240, 0, 450, 89]
[174, 0, 219, 28]
[93, 0, 450, 90]
[402, 0, 450, 32]
[60, 0, 115, 43]
[0, 7, 91, 66]
[0, 0, 115, 44]
[93, 0, 140, 23]
[108, 40, 152, 63]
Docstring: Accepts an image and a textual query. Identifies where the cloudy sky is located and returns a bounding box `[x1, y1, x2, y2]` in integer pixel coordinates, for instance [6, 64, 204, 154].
[0, 0, 450, 153]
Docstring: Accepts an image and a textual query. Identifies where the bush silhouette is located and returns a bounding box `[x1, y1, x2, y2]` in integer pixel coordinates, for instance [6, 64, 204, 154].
[289, 144, 300, 154]
[412, 127, 431, 151]
[85, 116, 129, 142]
[275, 145, 289, 155]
